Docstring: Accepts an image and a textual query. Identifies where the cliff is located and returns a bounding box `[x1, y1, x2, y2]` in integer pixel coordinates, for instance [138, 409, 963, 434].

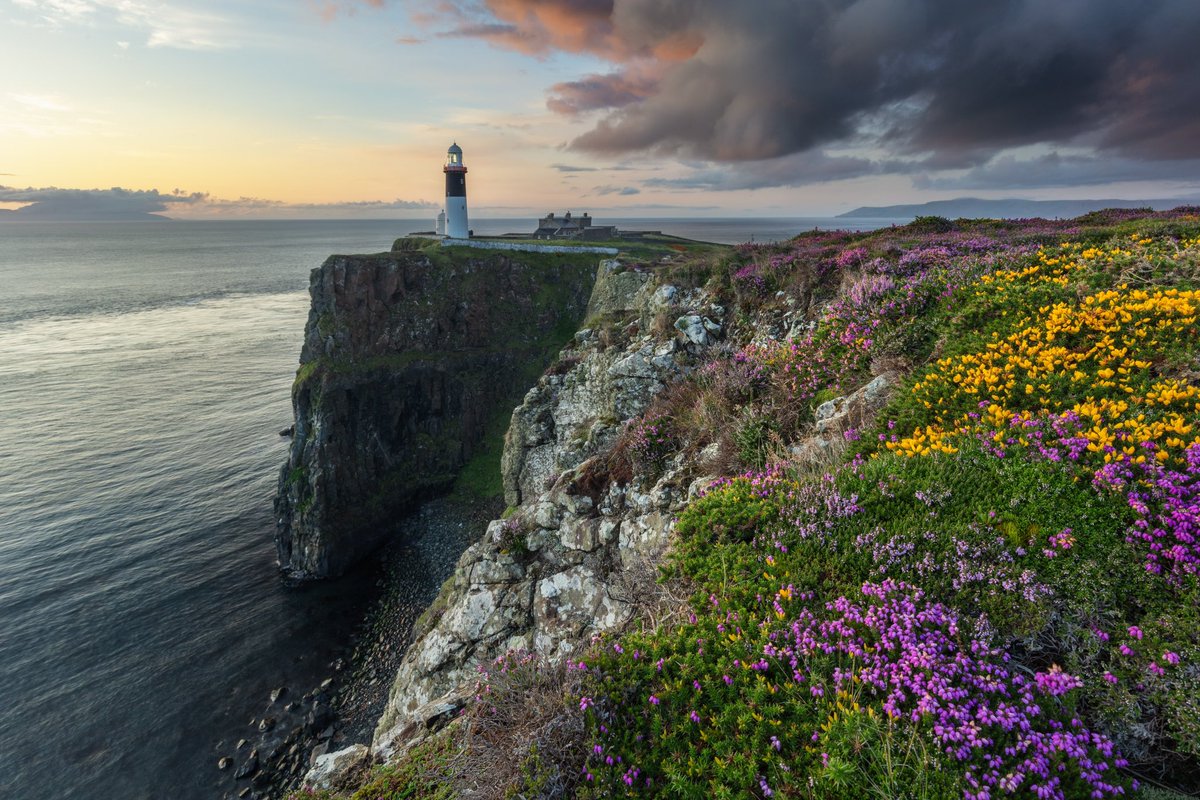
[273, 242, 599, 580]
[297, 211, 1200, 799]
[371, 262, 717, 751]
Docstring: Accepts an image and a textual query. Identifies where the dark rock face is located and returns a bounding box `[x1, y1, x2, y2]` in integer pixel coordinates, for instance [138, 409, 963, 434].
[274, 246, 599, 580]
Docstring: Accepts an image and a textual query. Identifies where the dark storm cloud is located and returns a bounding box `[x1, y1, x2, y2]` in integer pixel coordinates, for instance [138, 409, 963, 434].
[643, 151, 894, 191]
[413, 0, 1200, 182]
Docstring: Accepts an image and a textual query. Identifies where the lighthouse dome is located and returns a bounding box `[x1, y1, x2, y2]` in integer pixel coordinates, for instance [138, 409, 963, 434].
[447, 142, 462, 156]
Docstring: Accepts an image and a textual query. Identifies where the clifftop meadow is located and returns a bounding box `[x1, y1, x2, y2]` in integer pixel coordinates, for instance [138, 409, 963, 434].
[281, 208, 1200, 800]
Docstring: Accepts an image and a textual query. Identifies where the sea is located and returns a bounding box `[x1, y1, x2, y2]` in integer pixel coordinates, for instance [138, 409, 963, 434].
[0, 216, 896, 799]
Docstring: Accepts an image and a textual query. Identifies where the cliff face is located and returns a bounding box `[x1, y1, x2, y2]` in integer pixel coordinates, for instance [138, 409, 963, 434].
[365, 258, 896, 756]
[273, 244, 599, 580]
[371, 263, 728, 752]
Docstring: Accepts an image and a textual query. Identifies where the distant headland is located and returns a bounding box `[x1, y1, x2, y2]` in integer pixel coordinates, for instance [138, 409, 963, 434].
[838, 196, 1196, 220]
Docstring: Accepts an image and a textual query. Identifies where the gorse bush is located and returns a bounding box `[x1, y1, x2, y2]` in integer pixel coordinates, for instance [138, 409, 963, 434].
[567, 213, 1200, 798]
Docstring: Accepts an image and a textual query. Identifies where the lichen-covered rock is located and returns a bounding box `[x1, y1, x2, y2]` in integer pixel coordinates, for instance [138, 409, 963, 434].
[673, 314, 721, 345]
[301, 744, 371, 793]
[793, 372, 900, 465]
[373, 461, 688, 758]
[373, 266, 705, 758]
[500, 333, 698, 508]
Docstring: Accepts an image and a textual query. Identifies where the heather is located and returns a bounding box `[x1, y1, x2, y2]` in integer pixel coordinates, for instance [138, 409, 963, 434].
[572, 210, 1200, 799]
[306, 209, 1200, 800]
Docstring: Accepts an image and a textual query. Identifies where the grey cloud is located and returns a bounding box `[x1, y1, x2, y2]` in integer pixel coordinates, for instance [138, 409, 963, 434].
[552, 163, 645, 175]
[547, 71, 656, 115]
[914, 154, 1200, 191]
[0, 186, 437, 220]
[423, 0, 1200, 182]
[0, 186, 206, 220]
[643, 151, 892, 191]
[592, 185, 641, 195]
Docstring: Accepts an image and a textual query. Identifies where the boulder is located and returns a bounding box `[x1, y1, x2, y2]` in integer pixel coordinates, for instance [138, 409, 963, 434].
[301, 744, 371, 793]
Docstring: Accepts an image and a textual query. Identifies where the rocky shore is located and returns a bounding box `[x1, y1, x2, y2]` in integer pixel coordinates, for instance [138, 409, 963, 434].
[216, 495, 499, 800]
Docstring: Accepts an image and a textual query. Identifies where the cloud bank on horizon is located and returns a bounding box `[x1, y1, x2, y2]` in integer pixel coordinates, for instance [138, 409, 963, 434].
[0, 186, 438, 221]
[388, 0, 1200, 192]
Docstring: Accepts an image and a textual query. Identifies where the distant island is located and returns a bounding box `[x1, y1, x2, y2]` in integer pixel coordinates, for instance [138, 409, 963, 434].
[838, 196, 1194, 220]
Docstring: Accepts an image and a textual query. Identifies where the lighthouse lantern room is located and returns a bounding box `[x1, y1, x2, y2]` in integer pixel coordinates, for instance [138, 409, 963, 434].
[443, 142, 469, 239]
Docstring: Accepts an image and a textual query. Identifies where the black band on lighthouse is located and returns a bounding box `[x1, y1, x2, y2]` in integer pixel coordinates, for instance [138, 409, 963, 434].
[446, 173, 466, 197]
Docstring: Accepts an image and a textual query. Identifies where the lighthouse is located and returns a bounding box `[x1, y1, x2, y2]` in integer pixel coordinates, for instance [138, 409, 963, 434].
[443, 142, 469, 239]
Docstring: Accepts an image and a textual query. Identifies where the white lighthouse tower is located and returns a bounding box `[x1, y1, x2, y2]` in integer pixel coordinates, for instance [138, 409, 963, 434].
[443, 142, 469, 239]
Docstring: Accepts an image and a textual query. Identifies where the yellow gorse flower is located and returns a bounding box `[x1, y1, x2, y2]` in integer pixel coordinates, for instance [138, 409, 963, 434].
[889, 233, 1200, 465]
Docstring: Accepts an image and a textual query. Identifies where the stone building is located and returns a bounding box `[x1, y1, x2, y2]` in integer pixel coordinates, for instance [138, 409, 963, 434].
[533, 211, 618, 241]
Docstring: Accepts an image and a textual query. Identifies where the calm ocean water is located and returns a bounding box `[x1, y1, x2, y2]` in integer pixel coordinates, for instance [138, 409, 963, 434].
[0, 216, 891, 799]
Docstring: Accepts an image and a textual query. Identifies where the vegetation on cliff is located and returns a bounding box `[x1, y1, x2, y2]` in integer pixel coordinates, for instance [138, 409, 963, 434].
[302, 208, 1200, 799]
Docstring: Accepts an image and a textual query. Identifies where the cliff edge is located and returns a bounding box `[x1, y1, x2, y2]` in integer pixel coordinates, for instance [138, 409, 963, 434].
[273, 243, 599, 580]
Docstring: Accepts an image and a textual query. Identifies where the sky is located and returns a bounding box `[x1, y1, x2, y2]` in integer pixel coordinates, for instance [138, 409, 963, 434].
[2, 0, 1200, 219]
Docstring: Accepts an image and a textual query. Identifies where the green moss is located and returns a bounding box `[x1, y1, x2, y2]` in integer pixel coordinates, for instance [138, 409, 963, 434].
[415, 572, 459, 633]
[452, 410, 508, 501]
[316, 311, 335, 339]
[1136, 787, 1196, 800]
[345, 730, 456, 800]
[293, 360, 319, 390]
